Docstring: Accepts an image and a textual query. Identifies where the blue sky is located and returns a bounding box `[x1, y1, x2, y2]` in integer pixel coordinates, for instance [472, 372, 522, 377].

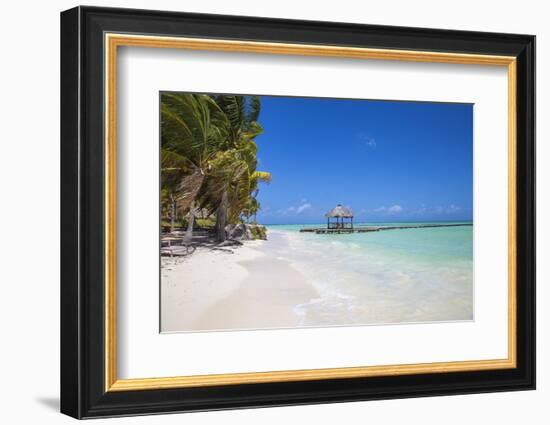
[253, 95, 473, 224]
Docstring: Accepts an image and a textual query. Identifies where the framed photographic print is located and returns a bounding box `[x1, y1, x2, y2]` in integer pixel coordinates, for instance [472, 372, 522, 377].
[60, 6, 535, 419]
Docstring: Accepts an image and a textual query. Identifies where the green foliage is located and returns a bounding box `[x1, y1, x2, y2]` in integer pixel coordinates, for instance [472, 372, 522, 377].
[160, 92, 271, 237]
[249, 225, 267, 240]
[195, 217, 216, 229]
[161, 218, 187, 231]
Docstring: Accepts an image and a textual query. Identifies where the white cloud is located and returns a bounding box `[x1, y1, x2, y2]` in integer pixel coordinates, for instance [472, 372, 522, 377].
[359, 203, 467, 218]
[296, 203, 312, 214]
[279, 202, 312, 216]
[357, 133, 377, 149]
[446, 204, 462, 213]
[362, 205, 402, 215]
[409, 204, 465, 216]
[388, 205, 403, 213]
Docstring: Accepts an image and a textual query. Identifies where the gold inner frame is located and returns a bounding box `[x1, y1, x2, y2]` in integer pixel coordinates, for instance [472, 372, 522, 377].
[104, 33, 517, 392]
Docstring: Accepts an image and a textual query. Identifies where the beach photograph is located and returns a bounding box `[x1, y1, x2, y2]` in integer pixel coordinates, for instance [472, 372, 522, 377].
[160, 92, 473, 333]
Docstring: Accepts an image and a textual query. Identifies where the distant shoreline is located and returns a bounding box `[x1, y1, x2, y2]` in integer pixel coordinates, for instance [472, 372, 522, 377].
[298, 222, 472, 234]
[263, 220, 473, 227]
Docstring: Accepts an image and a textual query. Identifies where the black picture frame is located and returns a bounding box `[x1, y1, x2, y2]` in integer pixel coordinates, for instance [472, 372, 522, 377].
[61, 5, 535, 419]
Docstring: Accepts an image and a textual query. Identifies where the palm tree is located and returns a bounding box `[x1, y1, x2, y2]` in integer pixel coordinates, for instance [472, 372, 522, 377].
[199, 149, 250, 241]
[244, 171, 272, 222]
[210, 95, 271, 241]
[160, 93, 229, 238]
[160, 149, 200, 234]
[161, 93, 272, 243]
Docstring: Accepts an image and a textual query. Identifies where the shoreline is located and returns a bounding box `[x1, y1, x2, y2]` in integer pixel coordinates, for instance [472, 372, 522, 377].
[161, 225, 473, 333]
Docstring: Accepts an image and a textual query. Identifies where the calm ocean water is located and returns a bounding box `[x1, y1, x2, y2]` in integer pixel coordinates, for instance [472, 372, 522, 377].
[263, 222, 473, 326]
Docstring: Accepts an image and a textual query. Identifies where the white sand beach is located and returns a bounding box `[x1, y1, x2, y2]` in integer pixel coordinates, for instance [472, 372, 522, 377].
[160, 237, 319, 332]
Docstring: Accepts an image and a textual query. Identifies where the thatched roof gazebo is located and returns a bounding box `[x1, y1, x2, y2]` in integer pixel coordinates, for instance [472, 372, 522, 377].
[325, 204, 354, 229]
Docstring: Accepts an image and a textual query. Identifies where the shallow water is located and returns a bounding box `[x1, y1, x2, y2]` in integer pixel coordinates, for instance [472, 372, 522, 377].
[263, 222, 473, 326]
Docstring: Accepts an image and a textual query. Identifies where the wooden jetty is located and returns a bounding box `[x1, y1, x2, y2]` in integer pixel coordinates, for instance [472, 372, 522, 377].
[300, 223, 472, 234]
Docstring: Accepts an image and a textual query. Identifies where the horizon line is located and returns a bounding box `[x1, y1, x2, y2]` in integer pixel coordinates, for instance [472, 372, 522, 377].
[262, 219, 474, 226]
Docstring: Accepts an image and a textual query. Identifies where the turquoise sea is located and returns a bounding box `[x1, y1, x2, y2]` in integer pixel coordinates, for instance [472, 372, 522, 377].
[263, 222, 473, 326]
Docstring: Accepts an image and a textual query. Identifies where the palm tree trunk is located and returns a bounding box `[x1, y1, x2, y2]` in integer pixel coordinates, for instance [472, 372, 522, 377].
[216, 189, 229, 242]
[169, 193, 176, 233]
[185, 201, 196, 241]
[180, 171, 205, 241]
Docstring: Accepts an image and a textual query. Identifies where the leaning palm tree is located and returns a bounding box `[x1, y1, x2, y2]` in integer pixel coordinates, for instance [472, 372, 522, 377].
[161, 93, 272, 242]
[200, 149, 251, 240]
[210, 95, 271, 241]
[160, 93, 229, 238]
[160, 149, 201, 234]
[245, 171, 272, 222]
[242, 195, 260, 224]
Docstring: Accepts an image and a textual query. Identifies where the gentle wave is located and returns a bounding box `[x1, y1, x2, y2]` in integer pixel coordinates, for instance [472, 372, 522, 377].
[265, 224, 473, 325]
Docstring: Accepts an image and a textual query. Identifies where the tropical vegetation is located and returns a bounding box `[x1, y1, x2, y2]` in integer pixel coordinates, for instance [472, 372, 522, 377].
[160, 92, 271, 242]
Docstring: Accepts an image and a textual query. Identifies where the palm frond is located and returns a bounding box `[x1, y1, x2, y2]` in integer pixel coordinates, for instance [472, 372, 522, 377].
[251, 170, 272, 183]
[246, 96, 261, 123]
